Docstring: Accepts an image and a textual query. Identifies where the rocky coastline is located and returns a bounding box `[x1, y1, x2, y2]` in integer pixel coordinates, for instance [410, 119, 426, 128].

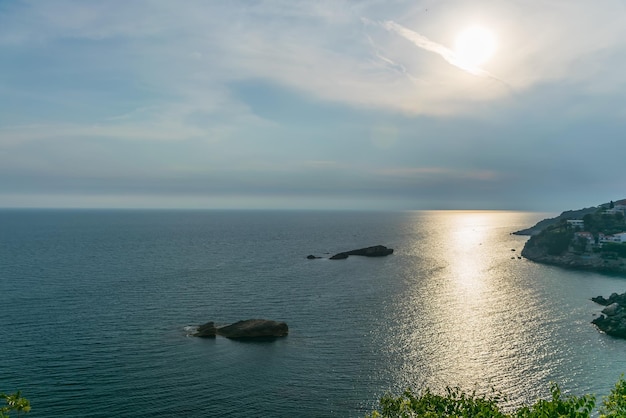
[520, 246, 626, 274]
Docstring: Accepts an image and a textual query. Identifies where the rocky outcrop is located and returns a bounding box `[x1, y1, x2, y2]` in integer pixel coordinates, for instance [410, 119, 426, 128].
[592, 292, 626, 306]
[195, 321, 217, 338]
[216, 319, 288, 339]
[592, 292, 626, 338]
[329, 245, 394, 260]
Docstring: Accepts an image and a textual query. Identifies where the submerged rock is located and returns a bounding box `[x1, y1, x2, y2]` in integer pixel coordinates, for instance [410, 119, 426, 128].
[329, 245, 394, 260]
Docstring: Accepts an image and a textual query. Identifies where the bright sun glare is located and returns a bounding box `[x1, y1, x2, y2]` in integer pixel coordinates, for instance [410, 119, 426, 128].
[454, 26, 497, 68]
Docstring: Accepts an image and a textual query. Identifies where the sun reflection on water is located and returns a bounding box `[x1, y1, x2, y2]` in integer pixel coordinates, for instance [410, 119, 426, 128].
[383, 210, 570, 409]
[432, 212, 505, 389]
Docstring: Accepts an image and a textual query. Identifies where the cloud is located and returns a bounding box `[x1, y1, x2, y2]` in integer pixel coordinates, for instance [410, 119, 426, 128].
[377, 167, 497, 181]
[5, 1, 611, 131]
[381, 20, 457, 66]
[1, 1, 626, 210]
[380, 20, 505, 83]
[0, 1, 515, 121]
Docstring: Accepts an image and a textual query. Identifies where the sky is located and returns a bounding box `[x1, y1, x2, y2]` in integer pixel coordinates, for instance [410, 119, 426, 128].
[1, 0, 625, 211]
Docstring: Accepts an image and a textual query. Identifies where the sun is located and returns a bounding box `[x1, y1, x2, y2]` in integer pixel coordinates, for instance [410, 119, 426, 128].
[454, 26, 497, 68]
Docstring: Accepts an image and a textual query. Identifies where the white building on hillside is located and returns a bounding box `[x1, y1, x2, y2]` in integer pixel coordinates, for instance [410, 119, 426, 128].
[567, 219, 585, 228]
[600, 232, 626, 243]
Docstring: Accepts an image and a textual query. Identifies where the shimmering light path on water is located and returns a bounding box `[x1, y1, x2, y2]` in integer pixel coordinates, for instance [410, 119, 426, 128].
[1, 210, 625, 416]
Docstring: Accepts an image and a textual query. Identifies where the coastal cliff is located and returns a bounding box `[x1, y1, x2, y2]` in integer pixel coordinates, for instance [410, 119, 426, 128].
[519, 199, 626, 275]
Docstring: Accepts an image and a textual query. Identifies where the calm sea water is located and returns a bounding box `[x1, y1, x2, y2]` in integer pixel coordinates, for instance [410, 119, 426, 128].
[1, 210, 626, 417]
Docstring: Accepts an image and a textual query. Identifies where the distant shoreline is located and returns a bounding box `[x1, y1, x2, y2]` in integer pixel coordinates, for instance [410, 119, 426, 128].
[518, 200, 626, 276]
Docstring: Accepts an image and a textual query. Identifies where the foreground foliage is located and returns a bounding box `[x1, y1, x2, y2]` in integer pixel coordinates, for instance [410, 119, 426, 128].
[600, 377, 626, 417]
[367, 377, 626, 417]
[0, 392, 30, 418]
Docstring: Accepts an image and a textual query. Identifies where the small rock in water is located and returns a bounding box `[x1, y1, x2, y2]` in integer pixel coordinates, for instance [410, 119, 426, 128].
[329, 245, 393, 260]
[191, 319, 288, 339]
[217, 319, 288, 339]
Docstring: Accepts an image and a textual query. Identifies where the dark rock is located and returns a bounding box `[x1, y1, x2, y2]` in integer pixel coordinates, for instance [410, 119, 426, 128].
[591, 295, 610, 305]
[195, 321, 217, 338]
[602, 303, 622, 316]
[216, 319, 288, 339]
[592, 314, 626, 339]
[592, 291, 626, 338]
[592, 292, 626, 306]
[329, 245, 393, 260]
[306, 255, 321, 259]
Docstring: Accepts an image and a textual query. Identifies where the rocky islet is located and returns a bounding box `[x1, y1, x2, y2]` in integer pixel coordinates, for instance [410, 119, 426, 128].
[192, 319, 288, 339]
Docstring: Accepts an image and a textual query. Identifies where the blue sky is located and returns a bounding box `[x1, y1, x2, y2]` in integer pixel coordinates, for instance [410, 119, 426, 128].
[1, 0, 625, 210]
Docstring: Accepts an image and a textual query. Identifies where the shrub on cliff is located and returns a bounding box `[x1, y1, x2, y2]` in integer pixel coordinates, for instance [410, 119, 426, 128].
[0, 391, 30, 418]
[599, 376, 626, 417]
[367, 376, 626, 417]
[366, 386, 507, 417]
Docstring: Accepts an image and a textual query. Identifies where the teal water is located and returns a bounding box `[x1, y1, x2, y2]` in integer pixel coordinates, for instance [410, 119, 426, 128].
[1, 210, 625, 417]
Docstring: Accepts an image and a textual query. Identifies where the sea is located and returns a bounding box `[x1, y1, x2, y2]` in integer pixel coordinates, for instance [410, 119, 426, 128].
[1, 209, 626, 417]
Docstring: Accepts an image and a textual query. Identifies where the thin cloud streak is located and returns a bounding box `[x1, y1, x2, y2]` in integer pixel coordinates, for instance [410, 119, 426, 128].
[381, 20, 509, 86]
[377, 167, 498, 181]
